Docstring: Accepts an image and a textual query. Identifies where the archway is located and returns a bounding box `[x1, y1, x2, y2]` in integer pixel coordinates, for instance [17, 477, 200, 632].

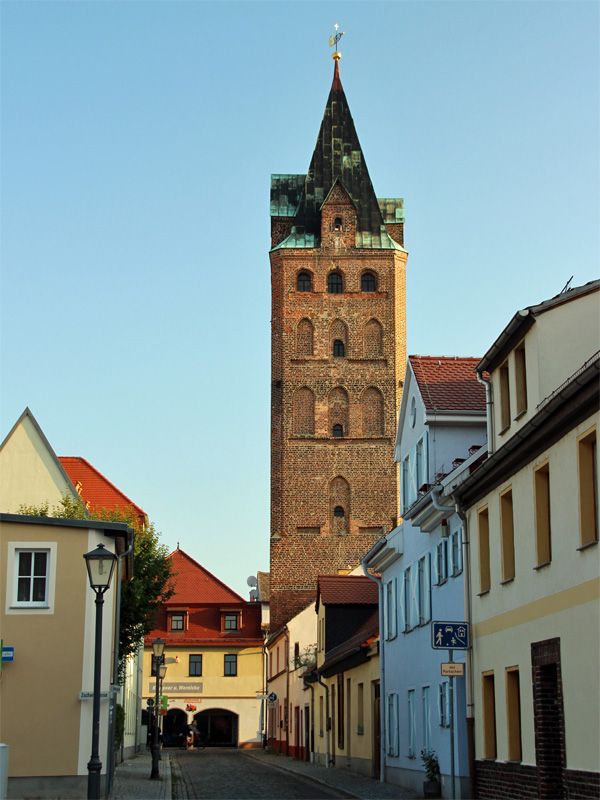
[194, 708, 239, 747]
[162, 708, 188, 748]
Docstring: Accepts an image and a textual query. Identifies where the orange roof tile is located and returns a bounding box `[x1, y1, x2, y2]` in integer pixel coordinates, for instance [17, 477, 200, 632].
[165, 549, 246, 605]
[409, 356, 486, 413]
[316, 575, 378, 610]
[58, 456, 147, 525]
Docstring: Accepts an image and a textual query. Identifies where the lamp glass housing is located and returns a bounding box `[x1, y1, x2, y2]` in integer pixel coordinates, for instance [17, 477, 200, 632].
[84, 543, 117, 591]
[159, 664, 167, 679]
[152, 638, 166, 658]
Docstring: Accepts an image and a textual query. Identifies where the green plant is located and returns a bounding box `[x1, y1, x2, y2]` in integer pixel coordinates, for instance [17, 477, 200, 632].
[420, 749, 440, 782]
[114, 703, 125, 751]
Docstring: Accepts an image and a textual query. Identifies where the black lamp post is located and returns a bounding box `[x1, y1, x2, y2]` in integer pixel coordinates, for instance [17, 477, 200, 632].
[150, 638, 166, 780]
[83, 543, 117, 800]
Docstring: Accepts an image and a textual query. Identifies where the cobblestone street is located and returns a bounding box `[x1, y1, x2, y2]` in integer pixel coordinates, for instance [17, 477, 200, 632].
[170, 749, 346, 800]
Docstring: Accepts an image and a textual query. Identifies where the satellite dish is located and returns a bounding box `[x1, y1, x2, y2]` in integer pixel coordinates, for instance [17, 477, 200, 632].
[247, 575, 258, 587]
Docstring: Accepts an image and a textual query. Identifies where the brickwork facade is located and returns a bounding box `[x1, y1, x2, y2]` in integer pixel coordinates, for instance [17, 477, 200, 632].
[269, 67, 407, 628]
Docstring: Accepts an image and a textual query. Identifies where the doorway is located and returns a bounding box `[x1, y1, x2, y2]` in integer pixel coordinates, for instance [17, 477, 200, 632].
[372, 681, 380, 779]
[194, 709, 239, 747]
[531, 639, 565, 799]
[304, 704, 311, 761]
[162, 708, 188, 748]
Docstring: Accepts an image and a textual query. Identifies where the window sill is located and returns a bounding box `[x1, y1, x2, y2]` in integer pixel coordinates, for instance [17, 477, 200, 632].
[498, 425, 510, 436]
[533, 561, 551, 571]
[577, 540, 598, 552]
[10, 604, 50, 610]
[437, 578, 447, 587]
[514, 409, 527, 421]
[500, 577, 515, 586]
[477, 590, 490, 597]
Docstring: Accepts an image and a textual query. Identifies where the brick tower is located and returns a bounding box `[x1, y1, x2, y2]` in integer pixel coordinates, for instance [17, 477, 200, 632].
[269, 55, 408, 629]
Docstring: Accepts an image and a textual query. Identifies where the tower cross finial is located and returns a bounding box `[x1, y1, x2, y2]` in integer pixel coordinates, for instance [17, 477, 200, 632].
[328, 22, 344, 60]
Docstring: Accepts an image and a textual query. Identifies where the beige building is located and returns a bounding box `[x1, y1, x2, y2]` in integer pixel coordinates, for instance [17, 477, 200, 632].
[0, 514, 132, 798]
[450, 280, 600, 799]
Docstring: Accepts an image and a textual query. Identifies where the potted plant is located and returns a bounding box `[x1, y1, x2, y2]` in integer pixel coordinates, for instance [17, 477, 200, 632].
[420, 749, 441, 798]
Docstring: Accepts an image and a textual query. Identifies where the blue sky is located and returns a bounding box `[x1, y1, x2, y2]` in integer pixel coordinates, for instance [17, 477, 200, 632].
[1, 1, 598, 596]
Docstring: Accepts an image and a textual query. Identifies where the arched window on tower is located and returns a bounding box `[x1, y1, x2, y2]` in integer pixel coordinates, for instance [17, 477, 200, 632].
[297, 271, 313, 292]
[332, 423, 344, 438]
[327, 272, 344, 294]
[364, 318, 384, 358]
[330, 319, 348, 358]
[333, 217, 343, 232]
[296, 318, 314, 357]
[333, 339, 345, 358]
[361, 387, 385, 436]
[330, 476, 350, 535]
[361, 271, 378, 292]
[292, 387, 315, 436]
[328, 387, 349, 438]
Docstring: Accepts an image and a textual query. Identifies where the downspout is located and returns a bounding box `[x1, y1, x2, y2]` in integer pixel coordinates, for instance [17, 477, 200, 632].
[454, 498, 476, 800]
[362, 556, 386, 784]
[316, 672, 332, 768]
[477, 370, 494, 456]
[431, 487, 454, 514]
[262, 638, 269, 747]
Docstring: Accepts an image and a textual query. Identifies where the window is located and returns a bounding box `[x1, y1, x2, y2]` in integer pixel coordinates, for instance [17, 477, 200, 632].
[269, 651, 273, 678]
[357, 683, 364, 735]
[410, 396, 417, 428]
[333, 339, 346, 357]
[515, 343, 527, 416]
[319, 694, 324, 736]
[293, 642, 300, 668]
[403, 566, 413, 631]
[438, 682, 450, 727]
[482, 672, 497, 759]
[328, 386, 349, 437]
[417, 555, 431, 625]
[297, 271, 312, 291]
[534, 463, 552, 565]
[422, 687, 431, 751]
[189, 655, 202, 677]
[337, 674, 344, 749]
[416, 438, 424, 490]
[385, 579, 397, 640]
[407, 689, 416, 757]
[334, 506, 345, 518]
[387, 692, 399, 756]
[436, 540, 448, 584]
[224, 654, 237, 676]
[499, 361, 511, 432]
[296, 318, 314, 356]
[327, 272, 343, 294]
[332, 424, 344, 438]
[450, 529, 463, 576]
[578, 428, 598, 547]
[506, 667, 522, 761]
[361, 271, 377, 292]
[501, 489, 515, 582]
[15, 550, 48, 606]
[478, 507, 491, 593]
[333, 216, 343, 231]
[224, 613, 239, 631]
[170, 613, 185, 631]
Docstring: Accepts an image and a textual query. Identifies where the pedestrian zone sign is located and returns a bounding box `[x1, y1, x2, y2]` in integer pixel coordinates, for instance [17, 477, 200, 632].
[432, 621, 469, 650]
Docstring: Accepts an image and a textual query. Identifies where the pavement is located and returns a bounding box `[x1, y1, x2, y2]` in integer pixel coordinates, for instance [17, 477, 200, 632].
[242, 750, 420, 800]
[111, 750, 172, 800]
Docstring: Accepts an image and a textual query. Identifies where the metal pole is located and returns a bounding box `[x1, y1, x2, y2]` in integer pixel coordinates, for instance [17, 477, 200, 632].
[87, 590, 105, 800]
[449, 649, 455, 799]
[150, 658, 161, 779]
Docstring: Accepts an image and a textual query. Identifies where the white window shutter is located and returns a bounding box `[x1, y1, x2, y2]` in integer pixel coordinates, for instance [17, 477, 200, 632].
[411, 565, 419, 628]
[383, 581, 389, 640]
[433, 545, 439, 586]
[399, 572, 406, 631]
[408, 449, 417, 506]
[424, 553, 431, 622]
[391, 577, 398, 638]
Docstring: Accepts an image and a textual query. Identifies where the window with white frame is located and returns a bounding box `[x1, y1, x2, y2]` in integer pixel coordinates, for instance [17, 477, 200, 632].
[418, 554, 431, 625]
[402, 455, 410, 510]
[416, 439, 424, 491]
[439, 682, 450, 727]
[387, 692, 399, 756]
[435, 540, 448, 584]
[385, 578, 397, 640]
[15, 549, 49, 606]
[422, 686, 431, 751]
[403, 566, 412, 631]
[407, 689, 416, 757]
[450, 529, 463, 576]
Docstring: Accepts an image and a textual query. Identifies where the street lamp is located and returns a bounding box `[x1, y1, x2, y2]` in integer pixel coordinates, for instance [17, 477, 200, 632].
[83, 544, 117, 800]
[150, 638, 166, 780]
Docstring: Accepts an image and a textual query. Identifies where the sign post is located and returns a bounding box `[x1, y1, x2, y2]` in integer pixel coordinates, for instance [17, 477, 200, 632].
[432, 622, 470, 800]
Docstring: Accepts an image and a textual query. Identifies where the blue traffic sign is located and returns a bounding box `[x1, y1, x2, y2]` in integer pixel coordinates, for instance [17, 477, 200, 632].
[2, 646, 14, 662]
[432, 621, 469, 650]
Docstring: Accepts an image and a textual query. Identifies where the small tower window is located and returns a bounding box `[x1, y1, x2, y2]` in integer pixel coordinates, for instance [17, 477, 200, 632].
[297, 271, 312, 292]
[361, 271, 377, 292]
[332, 424, 344, 438]
[334, 506, 345, 518]
[328, 272, 344, 294]
[333, 217, 343, 232]
[333, 339, 346, 358]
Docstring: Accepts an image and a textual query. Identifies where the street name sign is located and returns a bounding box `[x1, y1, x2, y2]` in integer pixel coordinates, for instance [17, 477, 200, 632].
[1, 646, 14, 662]
[441, 662, 465, 677]
[432, 621, 470, 650]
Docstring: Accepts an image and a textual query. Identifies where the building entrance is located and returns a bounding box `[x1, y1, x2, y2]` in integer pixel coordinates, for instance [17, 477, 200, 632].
[194, 709, 239, 747]
[162, 708, 188, 748]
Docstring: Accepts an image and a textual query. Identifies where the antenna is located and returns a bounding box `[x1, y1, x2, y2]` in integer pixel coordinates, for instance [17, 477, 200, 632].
[246, 575, 258, 587]
[249, 589, 259, 601]
[560, 276, 573, 294]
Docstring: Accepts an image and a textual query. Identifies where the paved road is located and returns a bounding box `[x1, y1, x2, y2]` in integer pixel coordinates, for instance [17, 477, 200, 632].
[171, 748, 347, 800]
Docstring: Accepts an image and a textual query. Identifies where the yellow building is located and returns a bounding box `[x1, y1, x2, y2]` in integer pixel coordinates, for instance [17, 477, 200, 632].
[313, 575, 381, 778]
[451, 280, 600, 798]
[143, 548, 264, 748]
[0, 514, 132, 798]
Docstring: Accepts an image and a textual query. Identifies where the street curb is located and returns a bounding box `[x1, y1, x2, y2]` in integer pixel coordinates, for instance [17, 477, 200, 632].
[240, 751, 358, 799]
[164, 754, 172, 800]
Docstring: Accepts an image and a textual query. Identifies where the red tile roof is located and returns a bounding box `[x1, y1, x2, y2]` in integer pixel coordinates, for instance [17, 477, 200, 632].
[316, 575, 378, 610]
[165, 549, 245, 606]
[409, 356, 486, 413]
[58, 456, 147, 526]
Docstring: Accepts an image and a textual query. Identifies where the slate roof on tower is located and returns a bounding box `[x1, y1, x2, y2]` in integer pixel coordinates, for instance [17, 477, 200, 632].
[409, 356, 486, 413]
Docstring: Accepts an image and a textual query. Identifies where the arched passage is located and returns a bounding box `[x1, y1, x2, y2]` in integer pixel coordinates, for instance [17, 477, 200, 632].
[162, 708, 188, 748]
[194, 708, 239, 747]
